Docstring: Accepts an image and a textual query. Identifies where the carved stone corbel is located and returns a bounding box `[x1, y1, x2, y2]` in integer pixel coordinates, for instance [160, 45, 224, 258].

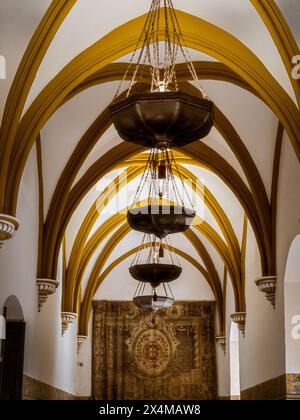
[216, 336, 226, 354]
[0, 214, 19, 249]
[37, 278, 59, 312]
[61, 312, 77, 336]
[231, 312, 246, 337]
[255, 276, 277, 308]
[77, 335, 88, 354]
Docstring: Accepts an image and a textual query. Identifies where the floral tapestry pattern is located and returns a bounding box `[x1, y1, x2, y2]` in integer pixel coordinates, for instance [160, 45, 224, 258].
[92, 301, 216, 400]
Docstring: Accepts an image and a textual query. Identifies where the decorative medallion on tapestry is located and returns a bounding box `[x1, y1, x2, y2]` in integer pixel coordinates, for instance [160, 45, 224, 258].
[126, 315, 179, 379]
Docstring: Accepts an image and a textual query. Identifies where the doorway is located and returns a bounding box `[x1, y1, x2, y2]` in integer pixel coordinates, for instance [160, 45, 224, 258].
[0, 295, 26, 400]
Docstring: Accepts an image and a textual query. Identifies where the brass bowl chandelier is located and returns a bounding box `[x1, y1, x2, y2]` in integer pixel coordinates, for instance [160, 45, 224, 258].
[130, 235, 181, 311]
[127, 147, 196, 238]
[109, 0, 214, 148]
[110, 91, 213, 149]
[109, 0, 213, 311]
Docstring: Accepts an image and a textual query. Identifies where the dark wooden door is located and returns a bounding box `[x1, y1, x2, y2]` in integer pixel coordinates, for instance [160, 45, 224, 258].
[0, 321, 26, 400]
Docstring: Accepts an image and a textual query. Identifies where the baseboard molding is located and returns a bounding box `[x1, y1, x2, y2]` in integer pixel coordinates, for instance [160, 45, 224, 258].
[22, 375, 91, 400]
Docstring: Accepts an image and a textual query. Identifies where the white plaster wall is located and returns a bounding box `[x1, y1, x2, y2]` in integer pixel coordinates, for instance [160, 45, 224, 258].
[41, 82, 119, 216]
[284, 235, 300, 373]
[239, 132, 300, 392]
[0, 0, 51, 119]
[76, 312, 93, 397]
[239, 222, 284, 392]
[199, 80, 278, 200]
[0, 147, 40, 376]
[215, 332, 229, 398]
[229, 322, 240, 397]
[275, 0, 300, 41]
[31, 248, 77, 395]
[278, 134, 300, 376]
[215, 272, 236, 399]
[0, 147, 77, 395]
[278, 134, 300, 374]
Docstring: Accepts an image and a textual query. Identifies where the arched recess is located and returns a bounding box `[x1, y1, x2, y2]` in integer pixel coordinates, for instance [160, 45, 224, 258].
[284, 235, 300, 375]
[3, 296, 24, 321]
[78, 240, 222, 337]
[3, 8, 300, 215]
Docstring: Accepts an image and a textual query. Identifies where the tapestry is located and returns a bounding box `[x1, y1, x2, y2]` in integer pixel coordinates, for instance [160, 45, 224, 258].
[92, 301, 216, 400]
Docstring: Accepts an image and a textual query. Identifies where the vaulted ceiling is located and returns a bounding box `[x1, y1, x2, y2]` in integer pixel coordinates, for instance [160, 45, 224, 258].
[0, 0, 299, 337]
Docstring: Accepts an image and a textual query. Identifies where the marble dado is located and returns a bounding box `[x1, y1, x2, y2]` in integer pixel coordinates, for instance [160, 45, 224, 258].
[22, 373, 300, 400]
[286, 373, 300, 399]
[241, 374, 300, 400]
[22, 375, 90, 400]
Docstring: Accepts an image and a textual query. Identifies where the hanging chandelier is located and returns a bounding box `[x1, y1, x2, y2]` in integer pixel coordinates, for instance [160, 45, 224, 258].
[128, 147, 196, 238]
[130, 235, 181, 311]
[109, 0, 214, 149]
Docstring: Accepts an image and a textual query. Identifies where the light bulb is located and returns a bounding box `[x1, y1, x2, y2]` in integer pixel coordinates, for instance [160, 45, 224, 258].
[158, 81, 166, 92]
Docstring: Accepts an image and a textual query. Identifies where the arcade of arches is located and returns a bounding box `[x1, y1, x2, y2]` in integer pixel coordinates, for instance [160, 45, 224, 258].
[0, 0, 299, 400]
